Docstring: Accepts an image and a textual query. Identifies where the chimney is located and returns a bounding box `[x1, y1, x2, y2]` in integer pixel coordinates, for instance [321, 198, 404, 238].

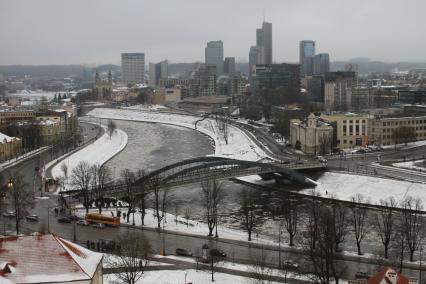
[387, 271, 397, 284]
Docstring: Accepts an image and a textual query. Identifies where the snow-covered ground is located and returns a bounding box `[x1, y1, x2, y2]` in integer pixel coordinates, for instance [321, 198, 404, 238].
[238, 172, 426, 205]
[104, 269, 284, 284]
[125, 104, 168, 111]
[86, 107, 267, 161]
[393, 159, 425, 171]
[382, 140, 426, 150]
[303, 172, 426, 205]
[74, 206, 273, 245]
[51, 126, 128, 191]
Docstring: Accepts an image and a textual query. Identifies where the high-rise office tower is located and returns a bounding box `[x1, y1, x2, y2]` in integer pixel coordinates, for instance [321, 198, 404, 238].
[121, 53, 145, 85]
[149, 60, 168, 87]
[205, 41, 224, 77]
[249, 46, 263, 81]
[224, 57, 236, 75]
[313, 53, 330, 75]
[252, 64, 300, 101]
[299, 41, 316, 76]
[255, 21, 272, 65]
[191, 64, 217, 97]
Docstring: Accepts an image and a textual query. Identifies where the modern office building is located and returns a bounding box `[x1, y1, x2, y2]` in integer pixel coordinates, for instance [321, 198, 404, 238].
[252, 64, 300, 103]
[256, 21, 272, 65]
[190, 64, 217, 97]
[307, 76, 325, 102]
[121, 53, 145, 85]
[149, 60, 168, 87]
[224, 57, 236, 75]
[249, 46, 263, 81]
[313, 53, 330, 75]
[205, 41, 224, 77]
[299, 40, 316, 76]
[324, 71, 357, 111]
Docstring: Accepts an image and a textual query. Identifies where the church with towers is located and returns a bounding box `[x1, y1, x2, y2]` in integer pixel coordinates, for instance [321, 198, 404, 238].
[93, 71, 112, 101]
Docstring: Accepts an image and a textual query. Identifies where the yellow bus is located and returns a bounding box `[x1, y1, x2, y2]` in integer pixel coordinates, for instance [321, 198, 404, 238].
[85, 213, 120, 227]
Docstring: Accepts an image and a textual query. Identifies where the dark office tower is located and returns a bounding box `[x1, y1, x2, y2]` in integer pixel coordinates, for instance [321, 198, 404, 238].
[205, 41, 224, 77]
[252, 63, 301, 103]
[224, 57, 236, 75]
[313, 53, 330, 75]
[149, 60, 168, 87]
[299, 40, 316, 76]
[255, 21, 272, 65]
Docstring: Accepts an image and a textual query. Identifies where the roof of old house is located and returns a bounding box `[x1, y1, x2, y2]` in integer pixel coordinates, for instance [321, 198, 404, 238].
[0, 234, 103, 283]
[367, 267, 412, 284]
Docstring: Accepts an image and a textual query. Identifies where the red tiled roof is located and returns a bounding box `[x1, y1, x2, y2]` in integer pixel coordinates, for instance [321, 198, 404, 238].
[367, 267, 410, 284]
[0, 234, 103, 283]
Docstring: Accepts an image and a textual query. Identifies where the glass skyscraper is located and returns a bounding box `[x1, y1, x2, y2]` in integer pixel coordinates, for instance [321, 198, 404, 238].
[299, 40, 316, 76]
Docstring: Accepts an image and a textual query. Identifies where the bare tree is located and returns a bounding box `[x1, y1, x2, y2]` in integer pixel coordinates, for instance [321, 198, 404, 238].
[208, 248, 225, 282]
[305, 190, 322, 251]
[401, 196, 424, 262]
[107, 119, 116, 139]
[107, 234, 152, 284]
[318, 133, 332, 156]
[134, 170, 149, 226]
[60, 162, 68, 185]
[200, 180, 224, 237]
[392, 126, 416, 146]
[150, 175, 163, 228]
[238, 187, 262, 241]
[374, 197, 398, 259]
[281, 198, 299, 247]
[184, 206, 191, 228]
[90, 163, 112, 214]
[70, 161, 92, 213]
[330, 201, 349, 252]
[250, 248, 274, 284]
[121, 169, 137, 225]
[7, 173, 34, 235]
[305, 206, 346, 284]
[350, 194, 369, 255]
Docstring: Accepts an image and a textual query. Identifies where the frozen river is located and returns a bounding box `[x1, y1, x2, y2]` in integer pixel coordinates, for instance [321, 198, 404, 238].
[104, 120, 247, 224]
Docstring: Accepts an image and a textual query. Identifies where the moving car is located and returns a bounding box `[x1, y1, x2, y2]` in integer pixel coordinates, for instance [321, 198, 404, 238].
[58, 216, 72, 223]
[176, 248, 193, 256]
[92, 222, 106, 229]
[76, 220, 90, 226]
[355, 271, 370, 279]
[2, 211, 15, 218]
[210, 248, 226, 258]
[25, 214, 39, 221]
[283, 260, 299, 269]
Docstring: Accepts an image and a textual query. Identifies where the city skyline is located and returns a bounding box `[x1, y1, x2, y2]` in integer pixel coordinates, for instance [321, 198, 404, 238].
[1, 0, 426, 65]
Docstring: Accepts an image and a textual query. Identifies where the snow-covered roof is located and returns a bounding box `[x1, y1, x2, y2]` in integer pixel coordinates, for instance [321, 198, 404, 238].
[0, 234, 103, 283]
[0, 132, 19, 143]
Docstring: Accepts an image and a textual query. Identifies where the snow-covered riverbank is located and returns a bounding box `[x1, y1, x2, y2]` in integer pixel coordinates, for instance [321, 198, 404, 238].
[86, 107, 268, 161]
[51, 125, 128, 191]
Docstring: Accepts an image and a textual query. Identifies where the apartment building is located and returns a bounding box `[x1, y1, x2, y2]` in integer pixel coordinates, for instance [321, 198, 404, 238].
[368, 114, 426, 146]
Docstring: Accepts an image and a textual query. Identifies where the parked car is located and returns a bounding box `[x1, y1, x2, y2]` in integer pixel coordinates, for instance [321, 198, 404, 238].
[210, 248, 226, 258]
[2, 211, 15, 218]
[355, 271, 370, 279]
[92, 222, 106, 229]
[76, 220, 90, 226]
[176, 248, 193, 256]
[25, 214, 39, 221]
[58, 216, 72, 223]
[283, 260, 299, 269]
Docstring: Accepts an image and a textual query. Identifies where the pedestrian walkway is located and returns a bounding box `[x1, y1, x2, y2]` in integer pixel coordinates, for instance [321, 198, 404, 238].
[0, 146, 50, 170]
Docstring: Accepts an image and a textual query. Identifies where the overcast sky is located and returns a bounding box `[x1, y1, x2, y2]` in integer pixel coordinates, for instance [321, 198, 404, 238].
[1, 0, 425, 65]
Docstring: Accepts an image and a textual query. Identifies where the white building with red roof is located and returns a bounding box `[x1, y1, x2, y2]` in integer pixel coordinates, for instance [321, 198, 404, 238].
[0, 234, 103, 283]
[349, 267, 418, 284]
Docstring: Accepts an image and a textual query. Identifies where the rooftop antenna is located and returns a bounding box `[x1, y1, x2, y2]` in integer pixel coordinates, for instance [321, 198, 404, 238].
[263, 9, 265, 22]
